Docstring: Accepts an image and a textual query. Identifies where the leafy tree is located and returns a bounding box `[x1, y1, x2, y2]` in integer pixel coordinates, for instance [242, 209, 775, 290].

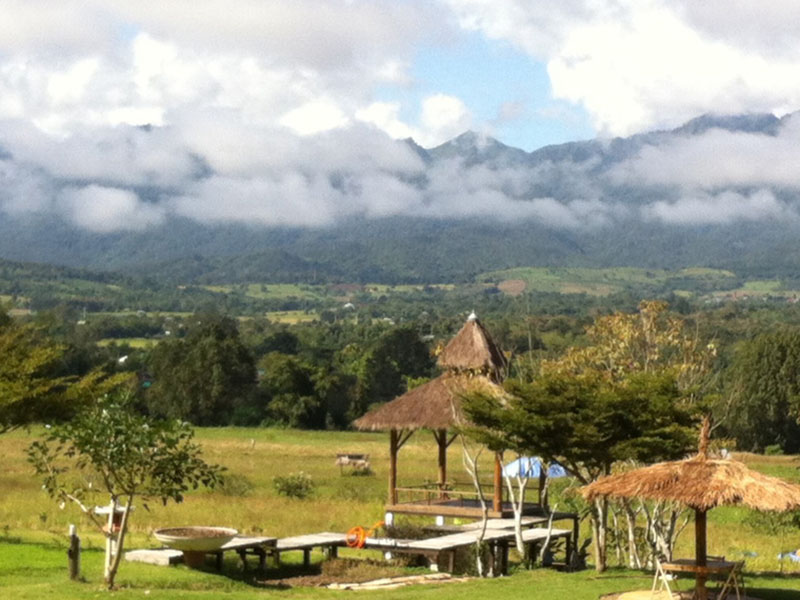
[146, 314, 257, 425]
[543, 300, 715, 395]
[0, 317, 69, 433]
[259, 352, 322, 428]
[349, 325, 434, 417]
[464, 371, 696, 572]
[0, 315, 128, 433]
[28, 393, 223, 589]
[464, 301, 709, 572]
[723, 329, 800, 452]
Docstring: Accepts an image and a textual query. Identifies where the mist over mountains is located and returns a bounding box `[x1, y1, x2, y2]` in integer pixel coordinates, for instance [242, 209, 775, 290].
[1, 111, 800, 283]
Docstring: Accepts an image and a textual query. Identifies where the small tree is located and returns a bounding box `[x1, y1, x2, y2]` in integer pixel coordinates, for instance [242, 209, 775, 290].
[464, 371, 696, 572]
[28, 393, 224, 589]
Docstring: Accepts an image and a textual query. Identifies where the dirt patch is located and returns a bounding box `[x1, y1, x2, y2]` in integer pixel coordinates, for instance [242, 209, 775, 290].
[256, 558, 409, 588]
[498, 279, 526, 296]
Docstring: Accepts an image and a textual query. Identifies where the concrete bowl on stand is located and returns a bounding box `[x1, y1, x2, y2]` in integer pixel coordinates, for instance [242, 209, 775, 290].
[154, 526, 238, 567]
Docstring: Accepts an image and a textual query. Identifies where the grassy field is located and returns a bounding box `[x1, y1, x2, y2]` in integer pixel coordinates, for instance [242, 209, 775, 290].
[204, 284, 327, 302]
[478, 267, 738, 297]
[264, 310, 319, 323]
[97, 337, 157, 348]
[2, 428, 800, 598]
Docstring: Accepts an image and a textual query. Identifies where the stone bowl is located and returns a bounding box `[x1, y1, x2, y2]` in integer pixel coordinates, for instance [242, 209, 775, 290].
[154, 526, 238, 552]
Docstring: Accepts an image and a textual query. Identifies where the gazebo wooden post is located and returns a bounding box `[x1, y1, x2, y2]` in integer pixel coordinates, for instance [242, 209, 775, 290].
[389, 429, 399, 505]
[435, 429, 447, 498]
[493, 451, 503, 513]
[695, 508, 708, 600]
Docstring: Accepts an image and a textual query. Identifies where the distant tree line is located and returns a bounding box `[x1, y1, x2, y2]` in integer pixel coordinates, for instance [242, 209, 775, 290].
[7, 299, 800, 453]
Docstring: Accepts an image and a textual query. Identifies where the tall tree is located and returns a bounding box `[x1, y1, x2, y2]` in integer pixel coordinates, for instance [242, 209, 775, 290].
[723, 329, 800, 452]
[0, 314, 127, 433]
[147, 314, 256, 425]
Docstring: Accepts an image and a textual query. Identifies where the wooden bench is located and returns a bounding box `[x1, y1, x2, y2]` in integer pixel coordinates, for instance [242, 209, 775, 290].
[270, 532, 349, 566]
[335, 453, 370, 472]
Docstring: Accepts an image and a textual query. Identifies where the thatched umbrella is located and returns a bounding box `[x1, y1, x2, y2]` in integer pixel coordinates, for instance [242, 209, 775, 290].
[582, 418, 800, 599]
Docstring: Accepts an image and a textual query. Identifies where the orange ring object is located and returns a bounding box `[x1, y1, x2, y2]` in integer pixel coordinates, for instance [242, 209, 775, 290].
[346, 525, 365, 548]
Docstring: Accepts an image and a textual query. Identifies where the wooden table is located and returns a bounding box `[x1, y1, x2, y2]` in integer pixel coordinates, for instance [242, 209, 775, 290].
[653, 558, 744, 600]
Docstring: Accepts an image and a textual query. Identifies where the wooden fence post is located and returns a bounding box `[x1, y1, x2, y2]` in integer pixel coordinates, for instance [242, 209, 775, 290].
[68, 524, 81, 580]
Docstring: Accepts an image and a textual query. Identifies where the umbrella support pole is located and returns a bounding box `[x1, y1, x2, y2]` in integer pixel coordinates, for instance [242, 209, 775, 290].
[695, 508, 707, 600]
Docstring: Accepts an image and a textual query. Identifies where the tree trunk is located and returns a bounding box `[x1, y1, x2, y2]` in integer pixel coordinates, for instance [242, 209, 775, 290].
[503, 470, 528, 556]
[623, 501, 642, 568]
[105, 494, 134, 590]
[592, 497, 608, 572]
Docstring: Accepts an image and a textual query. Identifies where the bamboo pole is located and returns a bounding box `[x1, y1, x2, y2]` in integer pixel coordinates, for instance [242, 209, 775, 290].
[389, 429, 398, 505]
[436, 429, 447, 498]
[493, 452, 503, 512]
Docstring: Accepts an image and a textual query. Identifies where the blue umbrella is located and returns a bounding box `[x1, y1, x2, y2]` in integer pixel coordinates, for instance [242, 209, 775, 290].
[503, 456, 568, 479]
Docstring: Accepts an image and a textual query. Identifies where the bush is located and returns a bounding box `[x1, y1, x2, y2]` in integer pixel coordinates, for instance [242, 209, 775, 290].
[765, 444, 784, 456]
[217, 473, 255, 497]
[273, 471, 315, 499]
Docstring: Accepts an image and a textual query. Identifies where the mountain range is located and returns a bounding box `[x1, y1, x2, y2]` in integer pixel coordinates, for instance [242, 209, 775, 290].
[1, 112, 799, 284]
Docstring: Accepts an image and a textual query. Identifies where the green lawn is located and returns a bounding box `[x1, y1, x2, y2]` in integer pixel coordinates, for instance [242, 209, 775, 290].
[2, 428, 800, 597]
[477, 267, 738, 296]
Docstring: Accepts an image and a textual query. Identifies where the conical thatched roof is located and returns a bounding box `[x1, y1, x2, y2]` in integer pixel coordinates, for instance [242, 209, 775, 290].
[353, 373, 504, 431]
[437, 313, 507, 379]
[582, 455, 800, 512]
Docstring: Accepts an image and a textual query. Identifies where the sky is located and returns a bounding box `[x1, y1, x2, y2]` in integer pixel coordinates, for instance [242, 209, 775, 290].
[2, 0, 800, 233]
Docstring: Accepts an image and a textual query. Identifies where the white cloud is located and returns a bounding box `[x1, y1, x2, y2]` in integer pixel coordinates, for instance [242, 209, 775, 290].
[279, 101, 350, 136]
[445, 0, 800, 135]
[59, 185, 166, 232]
[642, 190, 796, 226]
[612, 116, 800, 190]
[420, 94, 473, 145]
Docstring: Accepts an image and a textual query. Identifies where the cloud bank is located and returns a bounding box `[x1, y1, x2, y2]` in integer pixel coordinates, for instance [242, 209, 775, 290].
[2, 111, 800, 233]
[1, 1, 800, 235]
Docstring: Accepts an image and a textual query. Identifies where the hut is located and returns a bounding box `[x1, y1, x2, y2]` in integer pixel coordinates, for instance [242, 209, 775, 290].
[583, 418, 800, 599]
[355, 313, 534, 521]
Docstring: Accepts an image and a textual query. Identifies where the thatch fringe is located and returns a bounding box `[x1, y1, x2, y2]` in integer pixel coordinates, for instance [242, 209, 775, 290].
[582, 455, 800, 512]
[353, 373, 504, 432]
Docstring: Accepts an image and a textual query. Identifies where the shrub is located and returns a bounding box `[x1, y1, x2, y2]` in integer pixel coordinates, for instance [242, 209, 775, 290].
[273, 471, 315, 499]
[765, 444, 784, 456]
[218, 473, 255, 497]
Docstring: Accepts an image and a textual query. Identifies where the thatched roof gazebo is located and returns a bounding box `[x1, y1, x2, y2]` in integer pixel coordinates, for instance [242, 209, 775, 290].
[583, 418, 800, 600]
[354, 313, 510, 517]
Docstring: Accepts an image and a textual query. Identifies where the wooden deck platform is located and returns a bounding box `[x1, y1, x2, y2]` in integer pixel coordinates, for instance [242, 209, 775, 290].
[364, 527, 573, 574]
[127, 525, 574, 575]
[385, 498, 571, 520]
[423, 516, 548, 534]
